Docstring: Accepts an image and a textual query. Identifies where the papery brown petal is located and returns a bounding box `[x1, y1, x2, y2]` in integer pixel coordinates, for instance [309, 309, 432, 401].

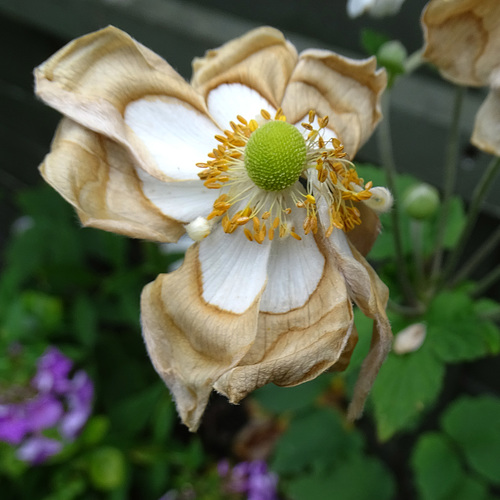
[422, 0, 500, 86]
[471, 73, 500, 156]
[347, 203, 381, 257]
[214, 237, 355, 403]
[191, 26, 298, 108]
[141, 245, 260, 431]
[40, 118, 184, 242]
[35, 26, 212, 181]
[281, 50, 386, 156]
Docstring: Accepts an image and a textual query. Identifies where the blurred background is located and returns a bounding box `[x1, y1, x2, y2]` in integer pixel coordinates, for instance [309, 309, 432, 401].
[1, 1, 499, 499]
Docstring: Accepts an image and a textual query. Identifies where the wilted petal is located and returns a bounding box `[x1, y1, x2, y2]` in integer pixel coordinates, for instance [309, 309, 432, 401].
[471, 72, 500, 156]
[191, 26, 298, 110]
[40, 119, 185, 242]
[35, 26, 213, 181]
[141, 244, 262, 431]
[422, 0, 500, 86]
[282, 51, 386, 156]
[214, 237, 356, 403]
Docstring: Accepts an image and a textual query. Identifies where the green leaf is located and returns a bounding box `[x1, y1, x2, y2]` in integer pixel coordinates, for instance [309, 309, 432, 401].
[371, 344, 445, 441]
[442, 396, 500, 485]
[360, 29, 390, 56]
[272, 408, 362, 475]
[411, 432, 462, 500]
[426, 291, 500, 362]
[253, 374, 331, 414]
[287, 455, 395, 500]
[447, 476, 489, 500]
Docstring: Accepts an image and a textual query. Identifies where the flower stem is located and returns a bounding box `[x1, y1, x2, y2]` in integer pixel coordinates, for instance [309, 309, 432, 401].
[449, 224, 500, 286]
[410, 219, 425, 291]
[404, 48, 424, 74]
[471, 263, 500, 298]
[443, 155, 500, 284]
[377, 92, 416, 305]
[430, 86, 465, 281]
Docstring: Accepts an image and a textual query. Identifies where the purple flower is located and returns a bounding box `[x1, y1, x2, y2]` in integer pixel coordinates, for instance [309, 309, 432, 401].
[32, 347, 73, 394]
[59, 371, 94, 440]
[0, 346, 94, 465]
[16, 435, 63, 465]
[219, 460, 278, 500]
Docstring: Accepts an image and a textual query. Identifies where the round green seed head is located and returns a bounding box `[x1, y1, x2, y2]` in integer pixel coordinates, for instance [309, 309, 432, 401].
[244, 121, 307, 192]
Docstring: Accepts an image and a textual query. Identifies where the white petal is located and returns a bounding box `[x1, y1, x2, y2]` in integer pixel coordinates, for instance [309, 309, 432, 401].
[125, 97, 220, 180]
[260, 228, 325, 314]
[199, 223, 271, 313]
[347, 0, 374, 17]
[207, 83, 275, 129]
[135, 167, 219, 223]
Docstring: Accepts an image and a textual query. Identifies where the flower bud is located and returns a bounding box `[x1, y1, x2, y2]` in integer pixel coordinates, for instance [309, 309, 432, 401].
[377, 40, 407, 77]
[402, 183, 440, 220]
[186, 216, 212, 241]
[393, 323, 426, 354]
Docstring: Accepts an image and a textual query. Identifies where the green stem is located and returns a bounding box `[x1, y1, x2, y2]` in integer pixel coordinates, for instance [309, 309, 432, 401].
[404, 48, 424, 74]
[430, 86, 465, 281]
[377, 92, 416, 305]
[410, 219, 425, 291]
[450, 224, 500, 286]
[443, 156, 500, 283]
[471, 264, 500, 298]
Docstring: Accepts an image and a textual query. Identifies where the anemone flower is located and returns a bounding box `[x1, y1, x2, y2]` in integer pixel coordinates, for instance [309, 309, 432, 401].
[35, 26, 392, 431]
[422, 0, 500, 156]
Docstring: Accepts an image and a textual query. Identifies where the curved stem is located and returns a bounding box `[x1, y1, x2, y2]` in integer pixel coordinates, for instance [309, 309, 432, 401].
[411, 219, 425, 292]
[377, 92, 416, 305]
[443, 156, 500, 283]
[430, 86, 465, 281]
[449, 224, 500, 286]
[471, 264, 500, 298]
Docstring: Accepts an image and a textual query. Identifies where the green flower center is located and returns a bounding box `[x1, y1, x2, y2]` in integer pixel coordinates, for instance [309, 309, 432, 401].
[244, 121, 307, 192]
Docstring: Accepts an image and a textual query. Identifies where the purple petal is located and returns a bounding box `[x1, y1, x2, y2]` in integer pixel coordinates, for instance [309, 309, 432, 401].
[59, 371, 93, 440]
[24, 394, 64, 433]
[16, 435, 63, 465]
[32, 347, 73, 394]
[0, 404, 30, 445]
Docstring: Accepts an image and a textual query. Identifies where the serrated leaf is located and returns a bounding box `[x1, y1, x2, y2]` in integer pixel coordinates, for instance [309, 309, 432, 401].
[371, 345, 445, 441]
[287, 455, 395, 500]
[272, 408, 362, 475]
[411, 432, 462, 500]
[442, 396, 500, 485]
[426, 291, 500, 362]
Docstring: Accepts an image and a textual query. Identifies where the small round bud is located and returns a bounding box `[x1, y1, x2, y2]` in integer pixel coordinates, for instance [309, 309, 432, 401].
[402, 183, 440, 220]
[377, 40, 407, 76]
[364, 186, 393, 214]
[393, 323, 427, 354]
[186, 216, 212, 241]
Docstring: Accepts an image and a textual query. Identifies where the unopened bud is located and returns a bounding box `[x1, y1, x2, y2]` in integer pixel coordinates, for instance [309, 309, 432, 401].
[393, 323, 426, 354]
[402, 183, 440, 220]
[364, 186, 393, 214]
[186, 216, 212, 241]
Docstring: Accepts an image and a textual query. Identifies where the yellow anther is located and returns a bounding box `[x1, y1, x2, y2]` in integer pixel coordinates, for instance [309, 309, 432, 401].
[302, 122, 313, 131]
[252, 217, 260, 232]
[284, 208, 292, 215]
[365, 180, 373, 190]
[290, 230, 302, 241]
[260, 109, 271, 120]
[237, 115, 248, 125]
[262, 211, 271, 220]
[308, 110, 316, 123]
[269, 227, 275, 240]
[249, 119, 259, 132]
[244, 228, 253, 241]
[275, 108, 283, 120]
[305, 194, 316, 204]
[272, 217, 280, 229]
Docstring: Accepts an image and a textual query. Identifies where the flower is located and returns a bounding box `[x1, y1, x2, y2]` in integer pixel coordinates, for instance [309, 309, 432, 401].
[219, 459, 278, 500]
[0, 347, 94, 464]
[422, 0, 500, 156]
[35, 26, 392, 431]
[347, 0, 406, 18]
